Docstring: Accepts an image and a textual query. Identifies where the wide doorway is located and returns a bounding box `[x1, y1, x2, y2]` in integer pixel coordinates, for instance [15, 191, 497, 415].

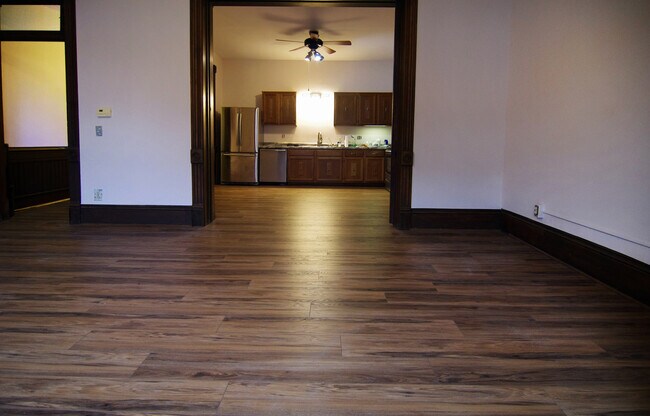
[210, 4, 395, 223]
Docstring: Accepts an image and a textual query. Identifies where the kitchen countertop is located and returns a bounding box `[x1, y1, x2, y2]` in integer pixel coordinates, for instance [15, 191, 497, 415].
[260, 142, 391, 150]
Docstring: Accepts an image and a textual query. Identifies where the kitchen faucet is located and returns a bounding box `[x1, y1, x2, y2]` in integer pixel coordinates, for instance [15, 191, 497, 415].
[317, 132, 323, 146]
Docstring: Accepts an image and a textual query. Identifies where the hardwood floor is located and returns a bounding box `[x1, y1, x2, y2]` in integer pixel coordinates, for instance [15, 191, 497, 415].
[1, 186, 649, 415]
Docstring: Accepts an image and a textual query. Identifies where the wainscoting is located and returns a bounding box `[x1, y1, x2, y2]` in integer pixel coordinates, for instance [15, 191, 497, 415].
[6, 147, 69, 210]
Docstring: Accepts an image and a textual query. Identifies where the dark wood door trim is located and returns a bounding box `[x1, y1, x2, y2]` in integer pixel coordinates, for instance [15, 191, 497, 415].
[0, 0, 79, 222]
[389, 0, 416, 229]
[202, 0, 416, 229]
[0, 41, 7, 220]
[190, 0, 213, 226]
[62, 0, 81, 224]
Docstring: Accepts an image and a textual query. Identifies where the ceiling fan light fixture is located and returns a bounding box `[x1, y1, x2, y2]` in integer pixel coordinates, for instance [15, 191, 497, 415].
[313, 51, 324, 61]
[304, 50, 313, 61]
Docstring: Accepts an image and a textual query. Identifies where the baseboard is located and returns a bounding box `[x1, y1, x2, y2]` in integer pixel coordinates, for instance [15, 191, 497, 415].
[411, 208, 503, 229]
[79, 204, 193, 225]
[502, 210, 650, 305]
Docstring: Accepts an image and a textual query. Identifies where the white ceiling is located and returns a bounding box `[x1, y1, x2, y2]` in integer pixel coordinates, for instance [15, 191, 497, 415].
[212, 6, 395, 62]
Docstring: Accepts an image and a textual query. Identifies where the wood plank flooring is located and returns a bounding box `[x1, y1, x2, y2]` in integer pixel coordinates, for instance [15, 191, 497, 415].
[1, 186, 649, 415]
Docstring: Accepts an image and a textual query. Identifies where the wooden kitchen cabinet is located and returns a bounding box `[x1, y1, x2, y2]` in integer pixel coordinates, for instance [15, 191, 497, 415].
[375, 93, 393, 125]
[343, 149, 364, 183]
[287, 149, 315, 182]
[358, 93, 377, 126]
[262, 91, 296, 125]
[333, 93, 358, 126]
[364, 150, 385, 184]
[287, 148, 385, 185]
[334, 92, 393, 126]
[316, 150, 343, 182]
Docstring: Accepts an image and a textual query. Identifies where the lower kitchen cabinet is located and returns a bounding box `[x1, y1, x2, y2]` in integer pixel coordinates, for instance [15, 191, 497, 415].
[343, 149, 364, 183]
[316, 150, 343, 182]
[287, 148, 385, 185]
[364, 157, 385, 184]
[343, 158, 364, 183]
[287, 149, 315, 182]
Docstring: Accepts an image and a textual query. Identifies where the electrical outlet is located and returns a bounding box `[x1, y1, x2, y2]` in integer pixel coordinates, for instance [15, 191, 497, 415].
[94, 188, 103, 202]
[534, 204, 544, 219]
[95, 126, 103, 137]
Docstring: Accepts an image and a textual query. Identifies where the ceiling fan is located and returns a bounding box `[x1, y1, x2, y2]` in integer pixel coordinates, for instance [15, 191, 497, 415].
[276, 30, 352, 61]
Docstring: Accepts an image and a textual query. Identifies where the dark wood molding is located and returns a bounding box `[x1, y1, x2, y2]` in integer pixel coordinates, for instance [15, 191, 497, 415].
[389, 0, 417, 229]
[0, 40, 7, 220]
[79, 205, 193, 225]
[0, 144, 8, 220]
[502, 210, 650, 305]
[62, 0, 81, 225]
[208, 0, 413, 230]
[190, 0, 214, 227]
[412, 209, 503, 229]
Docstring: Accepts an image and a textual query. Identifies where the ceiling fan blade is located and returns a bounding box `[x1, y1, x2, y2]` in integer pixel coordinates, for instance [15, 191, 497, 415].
[289, 45, 308, 52]
[323, 40, 352, 46]
[276, 39, 304, 43]
[321, 45, 337, 54]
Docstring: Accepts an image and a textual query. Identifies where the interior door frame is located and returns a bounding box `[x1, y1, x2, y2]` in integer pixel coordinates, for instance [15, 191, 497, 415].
[0, 0, 79, 222]
[194, 0, 417, 228]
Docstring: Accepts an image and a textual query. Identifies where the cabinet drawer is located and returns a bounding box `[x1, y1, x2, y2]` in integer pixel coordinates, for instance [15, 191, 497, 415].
[344, 149, 365, 157]
[288, 149, 315, 157]
[316, 149, 343, 157]
[365, 149, 385, 158]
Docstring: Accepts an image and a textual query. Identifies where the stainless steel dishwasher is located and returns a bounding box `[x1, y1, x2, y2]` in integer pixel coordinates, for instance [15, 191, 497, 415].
[259, 148, 287, 183]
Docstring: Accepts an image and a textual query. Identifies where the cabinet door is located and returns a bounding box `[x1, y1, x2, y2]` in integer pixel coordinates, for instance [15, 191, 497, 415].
[358, 93, 377, 125]
[287, 157, 315, 182]
[375, 93, 393, 125]
[364, 157, 385, 183]
[316, 157, 342, 182]
[262, 92, 279, 125]
[334, 93, 358, 126]
[343, 158, 364, 183]
[279, 92, 296, 125]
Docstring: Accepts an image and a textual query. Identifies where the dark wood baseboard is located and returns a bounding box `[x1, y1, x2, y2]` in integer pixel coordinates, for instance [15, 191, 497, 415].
[80, 205, 193, 225]
[411, 208, 503, 229]
[502, 210, 650, 305]
[409, 208, 648, 305]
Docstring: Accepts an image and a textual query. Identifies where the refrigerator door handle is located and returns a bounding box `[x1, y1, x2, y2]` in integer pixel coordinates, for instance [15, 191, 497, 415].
[237, 112, 242, 149]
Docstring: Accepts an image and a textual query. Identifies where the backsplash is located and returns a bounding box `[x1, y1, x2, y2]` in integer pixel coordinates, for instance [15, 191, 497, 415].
[262, 125, 391, 147]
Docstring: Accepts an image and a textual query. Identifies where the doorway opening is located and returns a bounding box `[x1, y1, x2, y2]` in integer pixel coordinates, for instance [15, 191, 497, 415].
[0, 1, 79, 221]
[200, 0, 416, 228]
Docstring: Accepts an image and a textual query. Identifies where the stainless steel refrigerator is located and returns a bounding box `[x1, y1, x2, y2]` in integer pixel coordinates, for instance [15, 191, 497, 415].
[220, 107, 260, 184]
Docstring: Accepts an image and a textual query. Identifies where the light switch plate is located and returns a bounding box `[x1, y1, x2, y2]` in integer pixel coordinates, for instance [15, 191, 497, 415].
[96, 107, 112, 117]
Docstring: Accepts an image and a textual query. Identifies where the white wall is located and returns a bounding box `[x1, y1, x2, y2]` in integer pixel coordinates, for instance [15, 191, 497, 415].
[504, 0, 650, 263]
[76, 0, 192, 206]
[1, 42, 67, 147]
[220, 59, 393, 146]
[411, 0, 512, 209]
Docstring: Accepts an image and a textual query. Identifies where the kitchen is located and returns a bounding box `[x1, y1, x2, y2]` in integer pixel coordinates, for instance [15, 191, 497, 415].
[212, 6, 394, 188]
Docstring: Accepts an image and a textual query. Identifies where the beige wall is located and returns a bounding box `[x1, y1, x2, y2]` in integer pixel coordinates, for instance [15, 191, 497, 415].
[411, 0, 512, 209]
[1, 42, 67, 147]
[76, 0, 192, 206]
[503, 0, 650, 263]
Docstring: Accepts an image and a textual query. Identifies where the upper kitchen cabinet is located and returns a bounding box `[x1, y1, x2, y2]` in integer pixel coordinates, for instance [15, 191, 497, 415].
[334, 92, 393, 126]
[333, 93, 358, 126]
[358, 93, 377, 126]
[375, 93, 393, 126]
[262, 91, 296, 125]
